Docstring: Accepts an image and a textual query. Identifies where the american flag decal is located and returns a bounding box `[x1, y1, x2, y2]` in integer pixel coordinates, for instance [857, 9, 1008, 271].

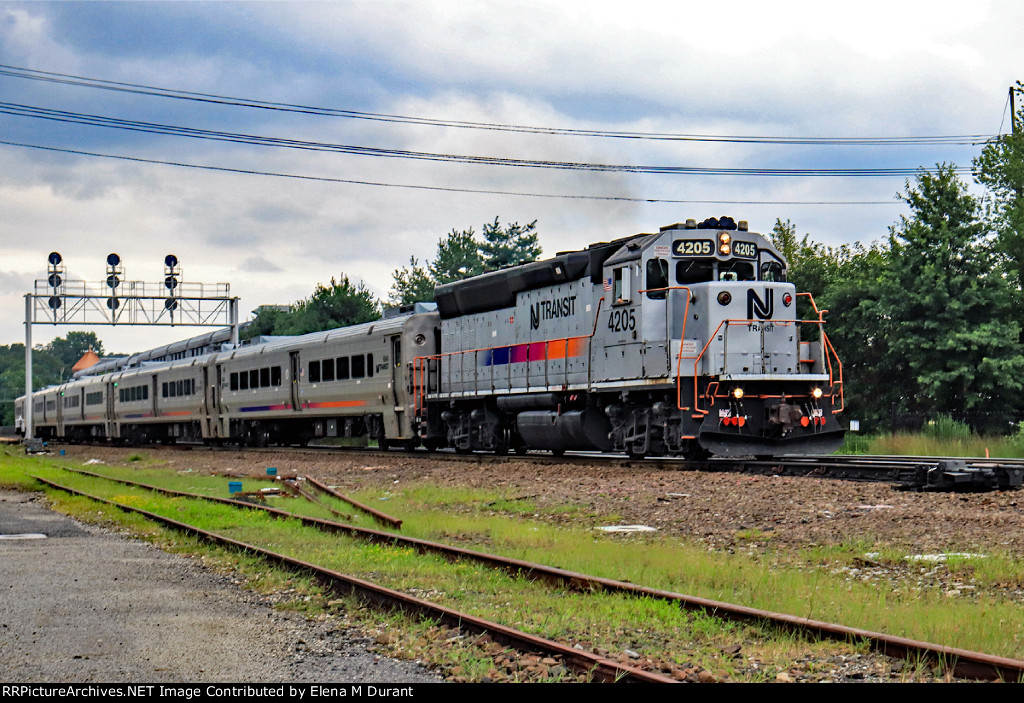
[603, 277, 612, 291]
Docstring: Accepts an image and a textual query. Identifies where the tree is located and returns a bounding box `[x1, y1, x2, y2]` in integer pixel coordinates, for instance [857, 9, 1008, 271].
[45, 331, 105, 370]
[479, 217, 541, 271]
[881, 164, 1024, 425]
[388, 219, 540, 305]
[248, 275, 380, 336]
[430, 228, 485, 283]
[973, 81, 1024, 288]
[813, 241, 895, 429]
[389, 257, 435, 307]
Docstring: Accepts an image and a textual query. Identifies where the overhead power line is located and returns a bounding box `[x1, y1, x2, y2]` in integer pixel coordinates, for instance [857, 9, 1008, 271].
[0, 139, 901, 205]
[0, 101, 974, 178]
[0, 63, 998, 146]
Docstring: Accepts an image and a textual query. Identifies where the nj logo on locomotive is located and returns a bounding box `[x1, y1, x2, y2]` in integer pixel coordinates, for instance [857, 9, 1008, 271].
[747, 289, 774, 320]
[530, 295, 577, 330]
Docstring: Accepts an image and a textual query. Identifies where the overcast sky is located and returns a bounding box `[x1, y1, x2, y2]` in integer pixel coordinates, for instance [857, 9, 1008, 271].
[1, 1, 1020, 353]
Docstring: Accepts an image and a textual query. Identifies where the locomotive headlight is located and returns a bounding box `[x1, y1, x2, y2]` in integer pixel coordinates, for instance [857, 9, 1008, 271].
[811, 387, 823, 399]
[717, 291, 732, 305]
[732, 387, 744, 400]
[718, 231, 731, 256]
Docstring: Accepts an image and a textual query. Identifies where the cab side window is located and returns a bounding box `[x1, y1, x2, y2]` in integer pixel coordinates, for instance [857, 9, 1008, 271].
[612, 267, 631, 304]
[645, 258, 668, 299]
[760, 261, 786, 282]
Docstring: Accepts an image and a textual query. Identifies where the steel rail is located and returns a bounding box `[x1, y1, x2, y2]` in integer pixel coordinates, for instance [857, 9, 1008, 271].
[31, 475, 676, 684]
[277, 477, 354, 522]
[302, 474, 403, 529]
[41, 464, 1024, 681]
[50, 440, 1024, 490]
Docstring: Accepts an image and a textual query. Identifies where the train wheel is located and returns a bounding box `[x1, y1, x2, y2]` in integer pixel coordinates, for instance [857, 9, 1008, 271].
[494, 429, 509, 456]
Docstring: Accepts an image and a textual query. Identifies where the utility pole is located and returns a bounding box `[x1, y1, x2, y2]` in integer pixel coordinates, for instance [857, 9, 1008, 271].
[1013, 85, 1018, 135]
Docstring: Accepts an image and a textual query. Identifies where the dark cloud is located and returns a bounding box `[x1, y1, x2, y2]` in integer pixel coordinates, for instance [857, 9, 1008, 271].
[238, 256, 283, 273]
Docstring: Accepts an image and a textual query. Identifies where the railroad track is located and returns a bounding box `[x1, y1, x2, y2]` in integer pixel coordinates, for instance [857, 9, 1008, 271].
[33, 464, 1024, 682]
[156, 441, 1024, 492]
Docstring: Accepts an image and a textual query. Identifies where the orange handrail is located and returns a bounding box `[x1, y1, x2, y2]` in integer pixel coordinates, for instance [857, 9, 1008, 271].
[678, 291, 844, 416]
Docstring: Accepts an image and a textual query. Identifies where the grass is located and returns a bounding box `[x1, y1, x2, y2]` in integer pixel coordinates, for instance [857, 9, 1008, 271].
[839, 419, 1024, 458]
[4, 447, 1024, 681]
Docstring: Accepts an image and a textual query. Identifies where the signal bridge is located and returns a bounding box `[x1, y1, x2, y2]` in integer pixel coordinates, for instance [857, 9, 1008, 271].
[32, 278, 234, 326]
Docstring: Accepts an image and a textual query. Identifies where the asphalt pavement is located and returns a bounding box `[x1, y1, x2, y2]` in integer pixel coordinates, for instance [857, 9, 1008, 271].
[0, 489, 442, 684]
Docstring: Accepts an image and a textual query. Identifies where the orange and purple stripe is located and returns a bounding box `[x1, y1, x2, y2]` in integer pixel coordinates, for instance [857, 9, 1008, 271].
[479, 338, 586, 367]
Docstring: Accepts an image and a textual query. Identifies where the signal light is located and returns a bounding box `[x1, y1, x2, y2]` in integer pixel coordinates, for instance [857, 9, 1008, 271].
[717, 291, 732, 305]
[48, 252, 62, 266]
[732, 387, 744, 400]
[48, 296, 61, 310]
[106, 253, 121, 267]
[165, 298, 178, 311]
[718, 232, 731, 256]
[811, 387, 823, 399]
[106, 274, 120, 289]
[783, 293, 793, 307]
[165, 254, 178, 269]
[48, 273, 62, 288]
[165, 275, 179, 290]
[107, 297, 119, 310]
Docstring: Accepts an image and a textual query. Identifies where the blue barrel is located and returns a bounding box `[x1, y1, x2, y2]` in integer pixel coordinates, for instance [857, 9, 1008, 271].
[228, 481, 242, 494]
[266, 467, 277, 476]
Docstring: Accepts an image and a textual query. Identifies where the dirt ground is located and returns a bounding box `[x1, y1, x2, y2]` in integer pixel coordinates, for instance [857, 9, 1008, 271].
[64, 445, 1024, 557]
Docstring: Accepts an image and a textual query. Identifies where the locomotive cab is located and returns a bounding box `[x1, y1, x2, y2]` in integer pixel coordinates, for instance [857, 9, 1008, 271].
[608, 217, 844, 457]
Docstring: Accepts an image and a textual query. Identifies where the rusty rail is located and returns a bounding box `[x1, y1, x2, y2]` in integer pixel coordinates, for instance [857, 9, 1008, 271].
[32, 475, 675, 684]
[302, 474, 402, 529]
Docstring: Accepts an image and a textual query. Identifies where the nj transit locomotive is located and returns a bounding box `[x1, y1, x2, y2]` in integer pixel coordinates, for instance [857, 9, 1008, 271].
[18, 217, 844, 459]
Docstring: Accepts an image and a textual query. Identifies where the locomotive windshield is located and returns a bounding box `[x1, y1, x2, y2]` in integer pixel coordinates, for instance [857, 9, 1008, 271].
[718, 261, 755, 281]
[675, 258, 782, 284]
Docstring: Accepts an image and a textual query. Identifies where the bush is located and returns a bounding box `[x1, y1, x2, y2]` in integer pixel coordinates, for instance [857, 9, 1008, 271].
[924, 415, 972, 442]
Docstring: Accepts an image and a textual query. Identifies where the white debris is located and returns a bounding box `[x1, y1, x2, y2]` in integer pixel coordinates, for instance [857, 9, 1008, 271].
[84, 459, 105, 465]
[0, 533, 47, 540]
[863, 552, 987, 563]
[595, 525, 657, 533]
[905, 552, 986, 562]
